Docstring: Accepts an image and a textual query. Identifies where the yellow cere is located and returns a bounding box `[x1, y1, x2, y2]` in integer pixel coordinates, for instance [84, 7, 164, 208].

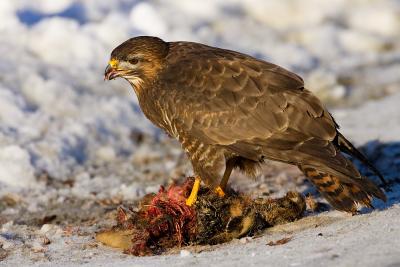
[109, 58, 119, 68]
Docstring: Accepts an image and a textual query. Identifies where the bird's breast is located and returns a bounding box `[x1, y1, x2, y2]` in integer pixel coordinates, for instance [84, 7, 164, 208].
[138, 94, 181, 140]
[159, 108, 180, 139]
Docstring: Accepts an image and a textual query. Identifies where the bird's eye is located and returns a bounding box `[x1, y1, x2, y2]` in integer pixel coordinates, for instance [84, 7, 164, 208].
[129, 58, 139, 65]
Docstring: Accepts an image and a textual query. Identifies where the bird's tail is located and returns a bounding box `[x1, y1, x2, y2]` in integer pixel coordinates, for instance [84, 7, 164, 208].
[299, 165, 386, 213]
[334, 132, 387, 185]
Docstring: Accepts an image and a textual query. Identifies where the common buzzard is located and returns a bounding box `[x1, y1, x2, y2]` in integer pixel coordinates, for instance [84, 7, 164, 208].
[104, 36, 386, 213]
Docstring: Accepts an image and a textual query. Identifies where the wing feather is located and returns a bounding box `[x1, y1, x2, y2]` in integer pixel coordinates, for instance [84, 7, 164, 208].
[159, 42, 355, 179]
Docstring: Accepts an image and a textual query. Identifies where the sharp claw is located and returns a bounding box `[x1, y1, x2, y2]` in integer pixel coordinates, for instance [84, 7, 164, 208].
[215, 186, 225, 197]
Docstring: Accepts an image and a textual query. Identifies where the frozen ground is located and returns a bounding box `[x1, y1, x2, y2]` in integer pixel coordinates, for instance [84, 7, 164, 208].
[0, 0, 400, 266]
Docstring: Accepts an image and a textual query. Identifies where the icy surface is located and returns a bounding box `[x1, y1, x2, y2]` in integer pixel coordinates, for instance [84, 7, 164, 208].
[0, 0, 400, 266]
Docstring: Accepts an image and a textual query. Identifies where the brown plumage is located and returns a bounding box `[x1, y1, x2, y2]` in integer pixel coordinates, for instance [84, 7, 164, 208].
[299, 166, 384, 213]
[105, 36, 386, 213]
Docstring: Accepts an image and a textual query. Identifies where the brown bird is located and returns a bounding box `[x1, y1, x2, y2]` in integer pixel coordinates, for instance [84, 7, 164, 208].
[104, 36, 386, 213]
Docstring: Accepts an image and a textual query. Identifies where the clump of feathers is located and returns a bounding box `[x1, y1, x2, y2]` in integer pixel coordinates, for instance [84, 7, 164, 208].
[96, 177, 305, 256]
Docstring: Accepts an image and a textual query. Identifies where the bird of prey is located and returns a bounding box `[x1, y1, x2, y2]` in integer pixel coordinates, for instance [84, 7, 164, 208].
[104, 36, 386, 213]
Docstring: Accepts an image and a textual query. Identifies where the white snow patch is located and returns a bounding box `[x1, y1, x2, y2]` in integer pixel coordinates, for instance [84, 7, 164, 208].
[179, 249, 192, 257]
[0, 145, 35, 188]
[95, 146, 116, 162]
[130, 2, 167, 36]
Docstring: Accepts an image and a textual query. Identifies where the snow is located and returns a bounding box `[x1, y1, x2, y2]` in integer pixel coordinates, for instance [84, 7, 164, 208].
[0, 0, 400, 266]
[0, 145, 35, 188]
[129, 2, 167, 36]
[179, 249, 192, 258]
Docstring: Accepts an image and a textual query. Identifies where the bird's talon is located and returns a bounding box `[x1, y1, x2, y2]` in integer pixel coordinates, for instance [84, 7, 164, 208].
[215, 186, 225, 197]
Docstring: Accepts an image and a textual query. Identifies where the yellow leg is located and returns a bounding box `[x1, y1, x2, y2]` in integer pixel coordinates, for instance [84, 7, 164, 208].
[186, 176, 201, 206]
[214, 158, 236, 197]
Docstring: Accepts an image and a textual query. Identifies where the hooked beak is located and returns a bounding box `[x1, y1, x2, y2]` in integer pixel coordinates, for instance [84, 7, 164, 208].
[104, 64, 118, 80]
[104, 58, 120, 81]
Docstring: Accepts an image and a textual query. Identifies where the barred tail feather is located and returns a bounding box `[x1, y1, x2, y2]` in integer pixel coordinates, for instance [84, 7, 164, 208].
[299, 166, 386, 213]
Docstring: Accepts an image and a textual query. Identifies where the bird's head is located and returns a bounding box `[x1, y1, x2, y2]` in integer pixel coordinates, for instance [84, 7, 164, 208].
[104, 36, 169, 91]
